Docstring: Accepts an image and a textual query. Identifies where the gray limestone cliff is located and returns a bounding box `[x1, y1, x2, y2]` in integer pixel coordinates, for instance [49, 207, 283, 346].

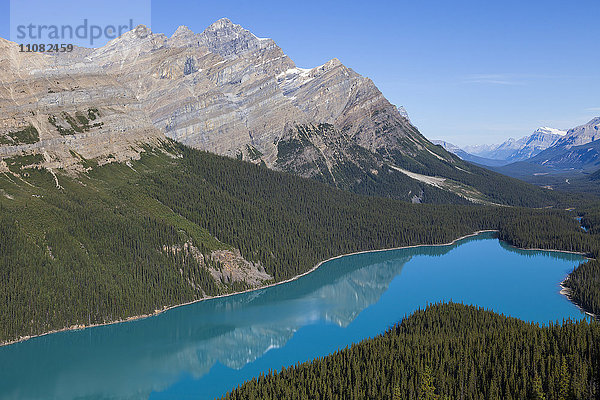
[0, 19, 462, 202]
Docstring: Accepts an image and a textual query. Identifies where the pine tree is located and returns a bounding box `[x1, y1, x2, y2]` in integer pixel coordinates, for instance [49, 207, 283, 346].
[533, 375, 546, 400]
[420, 365, 439, 400]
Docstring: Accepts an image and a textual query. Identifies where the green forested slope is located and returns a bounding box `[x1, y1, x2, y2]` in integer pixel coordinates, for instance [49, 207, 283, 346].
[0, 142, 598, 343]
[222, 303, 600, 400]
[146, 145, 600, 280]
[0, 153, 223, 342]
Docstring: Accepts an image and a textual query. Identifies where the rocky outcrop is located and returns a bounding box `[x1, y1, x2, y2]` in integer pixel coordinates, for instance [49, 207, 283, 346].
[209, 249, 272, 287]
[163, 241, 272, 290]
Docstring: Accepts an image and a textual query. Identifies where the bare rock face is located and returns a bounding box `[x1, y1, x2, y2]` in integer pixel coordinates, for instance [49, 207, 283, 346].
[0, 18, 433, 185]
[164, 241, 272, 290]
[209, 249, 272, 288]
[134, 19, 431, 172]
[0, 34, 166, 171]
[397, 106, 410, 121]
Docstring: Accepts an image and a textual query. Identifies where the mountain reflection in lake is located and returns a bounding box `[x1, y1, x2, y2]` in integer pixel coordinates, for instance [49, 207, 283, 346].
[0, 233, 586, 400]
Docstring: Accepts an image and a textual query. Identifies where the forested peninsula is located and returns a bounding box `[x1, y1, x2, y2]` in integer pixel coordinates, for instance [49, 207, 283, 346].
[221, 303, 600, 400]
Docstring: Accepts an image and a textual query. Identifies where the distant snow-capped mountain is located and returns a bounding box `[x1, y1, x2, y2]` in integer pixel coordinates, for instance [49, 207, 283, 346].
[463, 127, 566, 162]
[526, 117, 600, 171]
[506, 127, 567, 162]
[431, 140, 460, 153]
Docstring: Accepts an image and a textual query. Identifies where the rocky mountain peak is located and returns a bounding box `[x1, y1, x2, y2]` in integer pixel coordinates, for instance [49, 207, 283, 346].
[121, 24, 154, 41]
[92, 24, 164, 57]
[525, 127, 564, 145]
[432, 140, 459, 152]
[325, 58, 342, 67]
[0, 19, 439, 194]
[205, 18, 236, 31]
[199, 18, 274, 58]
[172, 25, 195, 38]
[535, 127, 566, 136]
[0, 37, 12, 48]
[397, 106, 410, 121]
[317, 58, 347, 73]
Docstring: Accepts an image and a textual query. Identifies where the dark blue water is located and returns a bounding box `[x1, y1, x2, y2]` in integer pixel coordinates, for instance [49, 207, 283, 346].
[0, 233, 586, 400]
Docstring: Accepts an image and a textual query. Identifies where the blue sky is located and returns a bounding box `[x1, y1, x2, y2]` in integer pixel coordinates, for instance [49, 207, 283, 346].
[1, 0, 599, 146]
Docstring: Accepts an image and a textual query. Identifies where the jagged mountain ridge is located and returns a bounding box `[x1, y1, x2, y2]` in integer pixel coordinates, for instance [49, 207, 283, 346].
[78, 18, 430, 169]
[550, 117, 600, 150]
[472, 118, 600, 196]
[0, 20, 426, 165]
[505, 127, 566, 162]
[0, 19, 562, 206]
[525, 117, 600, 171]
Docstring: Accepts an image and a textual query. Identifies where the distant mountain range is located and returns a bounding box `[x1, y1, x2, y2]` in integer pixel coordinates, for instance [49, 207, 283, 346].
[527, 117, 600, 170]
[495, 118, 600, 175]
[438, 119, 600, 173]
[432, 140, 511, 167]
[437, 127, 567, 167]
[436, 118, 600, 194]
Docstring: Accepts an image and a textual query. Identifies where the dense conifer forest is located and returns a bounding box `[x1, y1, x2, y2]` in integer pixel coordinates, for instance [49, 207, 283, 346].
[0, 142, 599, 343]
[221, 303, 600, 400]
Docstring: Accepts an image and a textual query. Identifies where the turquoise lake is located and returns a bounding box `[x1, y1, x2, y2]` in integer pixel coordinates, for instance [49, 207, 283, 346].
[0, 232, 587, 400]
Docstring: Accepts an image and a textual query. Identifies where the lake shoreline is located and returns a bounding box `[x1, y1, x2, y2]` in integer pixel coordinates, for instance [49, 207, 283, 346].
[0, 229, 588, 347]
[559, 283, 598, 319]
